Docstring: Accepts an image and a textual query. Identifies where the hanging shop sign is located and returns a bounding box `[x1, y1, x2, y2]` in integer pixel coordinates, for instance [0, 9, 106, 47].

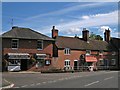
[7, 53, 30, 59]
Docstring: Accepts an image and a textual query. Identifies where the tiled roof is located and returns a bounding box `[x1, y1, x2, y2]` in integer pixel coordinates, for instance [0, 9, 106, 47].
[55, 36, 109, 51]
[2, 27, 54, 41]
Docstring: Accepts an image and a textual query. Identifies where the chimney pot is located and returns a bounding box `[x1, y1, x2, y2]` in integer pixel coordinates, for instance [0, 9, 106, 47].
[83, 28, 86, 31]
[12, 26, 18, 29]
[53, 26, 55, 29]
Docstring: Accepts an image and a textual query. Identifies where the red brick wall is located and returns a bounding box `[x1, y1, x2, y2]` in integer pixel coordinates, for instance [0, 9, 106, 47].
[2, 38, 53, 57]
[53, 49, 110, 69]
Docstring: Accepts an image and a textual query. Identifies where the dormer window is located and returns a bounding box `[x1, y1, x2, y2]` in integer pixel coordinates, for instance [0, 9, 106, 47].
[86, 50, 91, 55]
[64, 48, 70, 55]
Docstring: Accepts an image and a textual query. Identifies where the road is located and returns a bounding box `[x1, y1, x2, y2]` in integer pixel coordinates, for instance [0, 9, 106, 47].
[2, 71, 119, 88]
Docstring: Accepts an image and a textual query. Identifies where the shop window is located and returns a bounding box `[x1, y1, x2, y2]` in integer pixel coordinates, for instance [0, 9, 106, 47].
[11, 39, 19, 49]
[37, 40, 43, 50]
[37, 59, 45, 67]
[111, 59, 116, 65]
[8, 60, 20, 66]
[64, 48, 70, 55]
[86, 50, 91, 55]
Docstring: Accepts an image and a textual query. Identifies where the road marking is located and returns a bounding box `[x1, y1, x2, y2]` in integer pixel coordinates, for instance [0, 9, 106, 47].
[104, 77, 114, 80]
[84, 81, 99, 87]
[36, 83, 41, 85]
[47, 81, 53, 83]
[42, 82, 47, 84]
[21, 85, 28, 87]
[52, 80, 57, 82]
[30, 84, 35, 86]
[13, 87, 20, 88]
[65, 78, 68, 80]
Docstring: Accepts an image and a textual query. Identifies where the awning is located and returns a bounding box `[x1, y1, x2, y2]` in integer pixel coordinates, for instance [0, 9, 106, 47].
[36, 54, 46, 56]
[85, 56, 97, 62]
[7, 53, 30, 59]
[8, 53, 29, 56]
[35, 54, 47, 59]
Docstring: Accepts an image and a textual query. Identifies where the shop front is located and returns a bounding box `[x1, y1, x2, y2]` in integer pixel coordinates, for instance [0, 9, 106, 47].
[34, 54, 51, 68]
[6, 53, 30, 71]
[85, 55, 97, 71]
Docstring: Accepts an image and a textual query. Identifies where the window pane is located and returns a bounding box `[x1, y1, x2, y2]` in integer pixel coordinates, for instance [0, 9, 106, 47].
[12, 39, 18, 48]
[37, 40, 43, 49]
[64, 48, 70, 55]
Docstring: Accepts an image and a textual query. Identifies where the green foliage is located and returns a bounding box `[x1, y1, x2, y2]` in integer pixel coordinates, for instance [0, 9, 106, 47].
[89, 32, 103, 40]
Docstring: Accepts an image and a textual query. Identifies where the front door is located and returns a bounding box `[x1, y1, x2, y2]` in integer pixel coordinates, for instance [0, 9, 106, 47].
[74, 60, 78, 70]
[21, 59, 28, 71]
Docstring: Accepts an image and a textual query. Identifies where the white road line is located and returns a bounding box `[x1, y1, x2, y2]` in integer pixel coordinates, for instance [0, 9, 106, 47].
[104, 77, 114, 80]
[84, 81, 100, 87]
[52, 80, 57, 82]
[42, 82, 47, 84]
[30, 84, 35, 86]
[13, 87, 20, 88]
[47, 81, 53, 83]
[65, 78, 68, 80]
[21, 85, 28, 88]
[36, 83, 41, 85]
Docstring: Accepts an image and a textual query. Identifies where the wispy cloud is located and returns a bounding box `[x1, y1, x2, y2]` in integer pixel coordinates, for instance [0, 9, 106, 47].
[100, 26, 112, 32]
[25, 2, 105, 20]
[39, 10, 118, 36]
[58, 10, 117, 31]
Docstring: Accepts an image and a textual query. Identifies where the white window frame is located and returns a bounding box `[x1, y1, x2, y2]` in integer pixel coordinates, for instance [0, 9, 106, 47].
[64, 48, 70, 55]
[37, 40, 43, 50]
[11, 39, 19, 49]
[64, 60, 70, 70]
[86, 50, 91, 55]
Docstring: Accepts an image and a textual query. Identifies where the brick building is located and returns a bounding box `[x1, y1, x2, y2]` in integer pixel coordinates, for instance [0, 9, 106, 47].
[51, 26, 119, 70]
[2, 26, 54, 71]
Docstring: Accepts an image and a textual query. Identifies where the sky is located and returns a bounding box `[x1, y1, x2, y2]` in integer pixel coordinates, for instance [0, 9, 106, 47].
[2, 2, 119, 38]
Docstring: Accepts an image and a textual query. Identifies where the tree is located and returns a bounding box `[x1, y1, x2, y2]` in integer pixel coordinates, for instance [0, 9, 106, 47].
[89, 32, 103, 40]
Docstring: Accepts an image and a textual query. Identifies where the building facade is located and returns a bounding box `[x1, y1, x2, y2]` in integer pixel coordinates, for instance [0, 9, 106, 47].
[51, 26, 119, 71]
[2, 26, 54, 71]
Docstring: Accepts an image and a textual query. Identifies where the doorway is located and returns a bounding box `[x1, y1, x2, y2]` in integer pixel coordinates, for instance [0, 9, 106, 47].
[74, 60, 78, 70]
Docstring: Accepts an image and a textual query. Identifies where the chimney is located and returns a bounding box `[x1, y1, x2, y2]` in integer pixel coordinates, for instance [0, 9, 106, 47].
[12, 26, 18, 29]
[82, 28, 89, 41]
[104, 28, 110, 42]
[52, 26, 58, 38]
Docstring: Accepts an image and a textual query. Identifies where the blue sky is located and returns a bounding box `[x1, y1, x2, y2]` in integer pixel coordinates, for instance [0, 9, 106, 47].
[2, 2, 119, 38]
